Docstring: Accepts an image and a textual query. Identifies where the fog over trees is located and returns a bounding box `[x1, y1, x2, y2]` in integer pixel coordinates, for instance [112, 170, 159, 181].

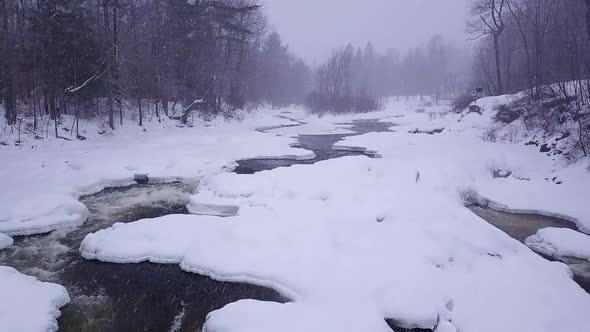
[468, 0, 590, 156]
[306, 37, 470, 113]
[470, 0, 590, 97]
[0, 0, 589, 131]
[0, 0, 310, 133]
[4, 2, 590, 331]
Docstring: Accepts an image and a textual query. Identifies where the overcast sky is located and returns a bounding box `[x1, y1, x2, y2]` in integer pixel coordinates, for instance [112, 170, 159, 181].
[261, 0, 472, 62]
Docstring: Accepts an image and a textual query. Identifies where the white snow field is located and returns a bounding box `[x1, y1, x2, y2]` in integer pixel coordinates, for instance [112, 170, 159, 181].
[3, 96, 590, 331]
[0, 109, 313, 236]
[80, 98, 590, 332]
[0, 266, 70, 332]
[0, 109, 313, 332]
[336, 96, 590, 233]
[526, 228, 590, 262]
[266, 118, 355, 136]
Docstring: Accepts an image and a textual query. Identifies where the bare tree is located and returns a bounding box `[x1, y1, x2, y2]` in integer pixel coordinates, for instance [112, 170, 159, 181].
[469, 0, 507, 95]
[1, 0, 17, 125]
[507, 0, 534, 95]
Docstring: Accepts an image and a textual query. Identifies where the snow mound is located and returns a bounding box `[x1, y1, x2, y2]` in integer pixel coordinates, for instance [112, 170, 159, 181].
[526, 228, 590, 261]
[0, 195, 89, 236]
[187, 203, 240, 217]
[240, 152, 317, 161]
[0, 233, 13, 250]
[0, 266, 70, 332]
[0, 111, 313, 236]
[408, 126, 445, 135]
[470, 93, 522, 113]
[203, 300, 391, 332]
[334, 115, 590, 233]
[435, 321, 459, 332]
[266, 120, 355, 137]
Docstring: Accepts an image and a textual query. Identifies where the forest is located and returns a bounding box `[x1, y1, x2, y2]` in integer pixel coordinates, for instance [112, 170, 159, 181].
[0, 0, 311, 133]
[469, 0, 590, 156]
[0, 0, 589, 142]
[0, 0, 471, 133]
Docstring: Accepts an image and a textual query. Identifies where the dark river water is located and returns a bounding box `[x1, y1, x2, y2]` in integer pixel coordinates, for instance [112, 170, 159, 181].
[469, 205, 590, 293]
[0, 183, 286, 331]
[235, 119, 393, 174]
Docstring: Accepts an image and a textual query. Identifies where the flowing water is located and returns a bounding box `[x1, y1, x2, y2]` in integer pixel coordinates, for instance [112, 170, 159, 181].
[469, 205, 590, 293]
[0, 183, 286, 331]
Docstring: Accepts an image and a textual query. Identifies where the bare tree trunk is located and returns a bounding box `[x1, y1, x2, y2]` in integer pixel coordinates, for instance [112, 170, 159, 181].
[1, 0, 17, 125]
[107, 81, 114, 129]
[32, 42, 39, 131]
[130, 0, 142, 126]
[155, 99, 159, 120]
[138, 98, 143, 126]
[52, 89, 58, 138]
[507, 2, 534, 97]
[106, 0, 120, 130]
[162, 99, 168, 117]
[113, 0, 121, 127]
[104, 2, 114, 130]
[586, 0, 590, 79]
[493, 34, 504, 95]
[43, 86, 49, 115]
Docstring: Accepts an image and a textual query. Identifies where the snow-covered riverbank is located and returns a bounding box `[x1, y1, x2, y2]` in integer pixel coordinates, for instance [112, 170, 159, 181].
[3, 98, 590, 331]
[81, 98, 590, 331]
[0, 110, 313, 237]
[0, 266, 70, 332]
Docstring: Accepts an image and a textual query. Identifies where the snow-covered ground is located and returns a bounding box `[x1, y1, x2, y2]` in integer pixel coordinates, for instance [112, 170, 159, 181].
[336, 96, 590, 233]
[4, 97, 590, 331]
[0, 108, 313, 236]
[80, 97, 590, 331]
[0, 107, 314, 331]
[0, 266, 70, 332]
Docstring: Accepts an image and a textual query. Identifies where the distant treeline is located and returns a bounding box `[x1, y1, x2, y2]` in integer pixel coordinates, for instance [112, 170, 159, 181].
[308, 37, 470, 113]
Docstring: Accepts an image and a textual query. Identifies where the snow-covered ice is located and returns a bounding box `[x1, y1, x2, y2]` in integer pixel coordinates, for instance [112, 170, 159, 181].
[526, 228, 590, 262]
[266, 118, 355, 136]
[335, 98, 590, 234]
[0, 266, 70, 332]
[203, 300, 393, 332]
[6, 97, 590, 331]
[0, 233, 13, 250]
[81, 152, 590, 331]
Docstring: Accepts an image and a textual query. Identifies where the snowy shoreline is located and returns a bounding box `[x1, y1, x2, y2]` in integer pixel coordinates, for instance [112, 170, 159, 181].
[4, 99, 590, 332]
[0, 266, 70, 332]
[463, 192, 586, 234]
[0, 109, 315, 237]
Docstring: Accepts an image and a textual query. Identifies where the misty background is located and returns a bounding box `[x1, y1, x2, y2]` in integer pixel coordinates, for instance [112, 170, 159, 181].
[0, 0, 589, 145]
[262, 0, 472, 62]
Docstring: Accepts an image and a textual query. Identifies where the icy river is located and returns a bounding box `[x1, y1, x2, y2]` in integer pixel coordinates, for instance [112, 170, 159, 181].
[0, 120, 393, 331]
[1, 118, 588, 331]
